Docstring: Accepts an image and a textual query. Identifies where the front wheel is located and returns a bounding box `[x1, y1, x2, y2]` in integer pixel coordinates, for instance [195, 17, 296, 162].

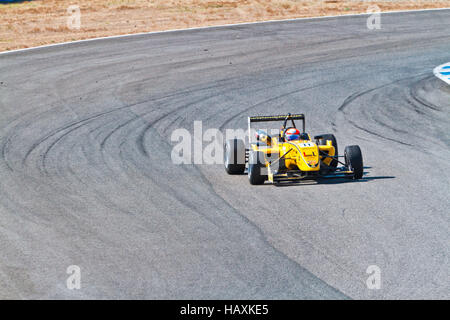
[248, 151, 267, 185]
[344, 145, 363, 179]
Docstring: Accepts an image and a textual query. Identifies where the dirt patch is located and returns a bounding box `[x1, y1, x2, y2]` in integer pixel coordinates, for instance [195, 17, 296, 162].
[0, 0, 449, 52]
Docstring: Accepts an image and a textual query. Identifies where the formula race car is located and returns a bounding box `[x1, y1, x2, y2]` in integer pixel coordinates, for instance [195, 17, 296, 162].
[224, 113, 363, 185]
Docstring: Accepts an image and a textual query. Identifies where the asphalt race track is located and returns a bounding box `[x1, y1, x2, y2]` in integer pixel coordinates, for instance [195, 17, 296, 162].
[0, 10, 449, 299]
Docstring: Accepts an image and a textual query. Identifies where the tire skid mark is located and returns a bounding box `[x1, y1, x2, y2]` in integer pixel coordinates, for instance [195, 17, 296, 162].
[0, 109, 44, 172]
[335, 73, 430, 147]
[219, 81, 336, 131]
[337, 74, 428, 112]
[136, 88, 238, 157]
[23, 107, 126, 166]
[23, 84, 221, 169]
[347, 119, 413, 146]
[409, 77, 443, 112]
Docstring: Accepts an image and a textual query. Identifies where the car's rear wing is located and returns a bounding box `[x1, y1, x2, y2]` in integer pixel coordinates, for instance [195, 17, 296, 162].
[247, 113, 305, 144]
[248, 114, 305, 123]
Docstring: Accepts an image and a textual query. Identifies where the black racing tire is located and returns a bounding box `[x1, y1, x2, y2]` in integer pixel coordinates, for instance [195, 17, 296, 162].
[344, 145, 363, 179]
[317, 133, 338, 170]
[224, 139, 246, 174]
[248, 151, 267, 185]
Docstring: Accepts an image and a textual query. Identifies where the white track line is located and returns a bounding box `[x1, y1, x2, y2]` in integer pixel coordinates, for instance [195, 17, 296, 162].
[0, 7, 449, 56]
[433, 62, 450, 85]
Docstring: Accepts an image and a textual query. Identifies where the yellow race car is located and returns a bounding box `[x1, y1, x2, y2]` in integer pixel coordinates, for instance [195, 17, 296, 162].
[224, 113, 363, 185]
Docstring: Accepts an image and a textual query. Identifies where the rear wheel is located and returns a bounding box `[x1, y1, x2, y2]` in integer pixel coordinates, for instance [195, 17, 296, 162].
[317, 133, 338, 170]
[344, 145, 363, 179]
[248, 151, 267, 185]
[224, 139, 246, 174]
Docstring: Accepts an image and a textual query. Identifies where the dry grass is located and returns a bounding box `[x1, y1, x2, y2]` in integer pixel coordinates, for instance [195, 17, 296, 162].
[0, 0, 449, 52]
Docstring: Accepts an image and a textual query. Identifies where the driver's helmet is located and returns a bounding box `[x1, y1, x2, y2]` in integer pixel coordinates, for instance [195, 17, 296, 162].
[285, 128, 301, 141]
